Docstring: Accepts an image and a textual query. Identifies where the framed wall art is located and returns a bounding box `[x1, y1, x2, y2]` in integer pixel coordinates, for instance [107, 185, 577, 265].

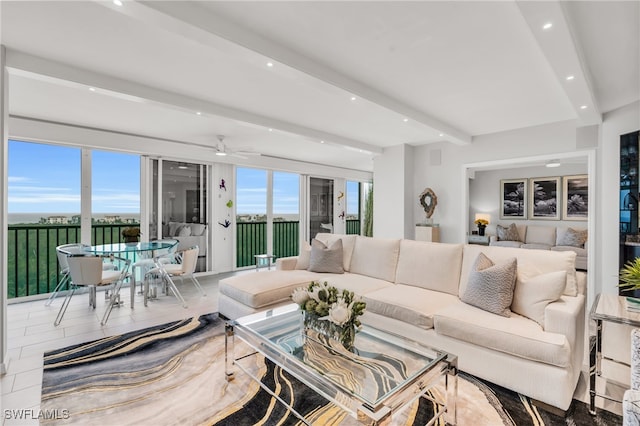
[529, 177, 560, 220]
[500, 179, 527, 219]
[562, 174, 588, 220]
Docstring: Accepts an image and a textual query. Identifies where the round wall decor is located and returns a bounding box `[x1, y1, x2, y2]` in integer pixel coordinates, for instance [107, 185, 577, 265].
[419, 187, 438, 218]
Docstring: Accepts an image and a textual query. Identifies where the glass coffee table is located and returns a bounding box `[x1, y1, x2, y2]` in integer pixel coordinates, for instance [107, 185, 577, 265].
[225, 304, 457, 425]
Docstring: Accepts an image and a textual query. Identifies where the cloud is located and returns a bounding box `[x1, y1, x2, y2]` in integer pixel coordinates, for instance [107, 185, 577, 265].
[8, 176, 32, 183]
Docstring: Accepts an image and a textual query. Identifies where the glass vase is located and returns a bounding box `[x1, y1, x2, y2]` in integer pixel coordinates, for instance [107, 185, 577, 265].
[303, 311, 355, 351]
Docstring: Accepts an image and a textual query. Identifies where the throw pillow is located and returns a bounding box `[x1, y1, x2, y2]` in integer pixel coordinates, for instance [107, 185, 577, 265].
[558, 228, 587, 248]
[461, 252, 517, 317]
[308, 239, 344, 274]
[177, 225, 192, 237]
[511, 270, 566, 327]
[295, 241, 312, 270]
[496, 223, 521, 242]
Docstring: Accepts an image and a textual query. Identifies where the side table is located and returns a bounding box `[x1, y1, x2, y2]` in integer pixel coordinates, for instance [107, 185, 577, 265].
[589, 293, 640, 414]
[254, 254, 276, 271]
[467, 235, 490, 245]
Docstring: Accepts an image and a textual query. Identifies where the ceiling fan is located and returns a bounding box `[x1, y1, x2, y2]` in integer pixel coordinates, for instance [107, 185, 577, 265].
[214, 135, 261, 159]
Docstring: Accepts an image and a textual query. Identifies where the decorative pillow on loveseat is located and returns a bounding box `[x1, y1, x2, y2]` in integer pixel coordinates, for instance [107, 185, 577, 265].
[461, 252, 517, 317]
[308, 239, 344, 274]
[557, 227, 587, 248]
[496, 223, 521, 242]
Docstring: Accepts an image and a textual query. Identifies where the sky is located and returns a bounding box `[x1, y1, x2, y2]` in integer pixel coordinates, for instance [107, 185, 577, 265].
[8, 140, 359, 216]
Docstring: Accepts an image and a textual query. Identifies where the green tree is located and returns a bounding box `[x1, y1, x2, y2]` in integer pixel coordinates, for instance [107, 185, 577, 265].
[363, 184, 373, 237]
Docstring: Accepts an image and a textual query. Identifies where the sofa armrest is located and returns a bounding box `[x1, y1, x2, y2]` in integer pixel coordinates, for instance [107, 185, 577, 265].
[489, 236, 498, 244]
[276, 256, 298, 271]
[544, 294, 584, 341]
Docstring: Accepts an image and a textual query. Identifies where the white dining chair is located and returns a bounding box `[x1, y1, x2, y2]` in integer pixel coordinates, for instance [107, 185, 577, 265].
[54, 254, 131, 326]
[144, 246, 205, 308]
[130, 239, 178, 308]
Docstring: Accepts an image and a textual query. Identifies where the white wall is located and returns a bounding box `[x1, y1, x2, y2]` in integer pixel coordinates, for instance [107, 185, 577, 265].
[373, 144, 414, 239]
[373, 108, 638, 302]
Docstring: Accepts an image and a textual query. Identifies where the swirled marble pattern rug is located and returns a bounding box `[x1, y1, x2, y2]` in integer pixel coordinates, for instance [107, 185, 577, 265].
[41, 314, 621, 425]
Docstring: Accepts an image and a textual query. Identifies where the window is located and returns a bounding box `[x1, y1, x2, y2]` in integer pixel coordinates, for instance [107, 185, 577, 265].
[273, 171, 300, 258]
[236, 168, 267, 267]
[346, 181, 361, 235]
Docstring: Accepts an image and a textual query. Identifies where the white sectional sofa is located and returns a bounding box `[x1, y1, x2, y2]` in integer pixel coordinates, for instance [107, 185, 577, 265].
[489, 224, 588, 270]
[219, 233, 586, 412]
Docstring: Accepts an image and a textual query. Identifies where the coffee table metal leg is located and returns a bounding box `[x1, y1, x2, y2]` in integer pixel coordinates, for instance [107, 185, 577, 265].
[225, 323, 235, 382]
[589, 319, 602, 415]
[446, 355, 458, 426]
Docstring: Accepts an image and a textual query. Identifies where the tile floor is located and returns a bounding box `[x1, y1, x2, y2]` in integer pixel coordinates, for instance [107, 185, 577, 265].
[0, 271, 243, 425]
[0, 271, 626, 424]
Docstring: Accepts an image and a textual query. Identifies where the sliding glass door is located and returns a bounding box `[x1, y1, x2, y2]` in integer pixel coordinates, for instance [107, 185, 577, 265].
[309, 177, 334, 240]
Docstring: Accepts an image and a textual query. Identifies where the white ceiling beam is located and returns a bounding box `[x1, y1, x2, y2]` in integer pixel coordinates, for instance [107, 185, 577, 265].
[100, 0, 471, 145]
[5, 48, 381, 155]
[516, 0, 602, 126]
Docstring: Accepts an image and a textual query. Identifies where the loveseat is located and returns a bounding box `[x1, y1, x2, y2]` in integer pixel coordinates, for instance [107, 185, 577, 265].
[489, 223, 588, 270]
[164, 222, 207, 255]
[219, 233, 586, 412]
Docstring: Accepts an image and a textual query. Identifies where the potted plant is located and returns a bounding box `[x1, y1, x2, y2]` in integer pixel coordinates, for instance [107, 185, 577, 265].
[620, 258, 640, 301]
[121, 227, 141, 243]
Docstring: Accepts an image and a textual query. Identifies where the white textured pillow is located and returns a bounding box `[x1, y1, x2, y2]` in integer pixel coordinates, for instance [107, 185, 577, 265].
[295, 241, 312, 270]
[461, 253, 517, 317]
[190, 223, 206, 236]
[308, 239, 344, 274]
[512, 270, 566, 327]
[178, 226, 192, 237]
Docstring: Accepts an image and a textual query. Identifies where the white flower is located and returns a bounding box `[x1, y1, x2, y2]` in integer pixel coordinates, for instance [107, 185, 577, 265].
[328, 298, 352, 326]
[308, 282, 329, 302]
[291, 287, 310, 305]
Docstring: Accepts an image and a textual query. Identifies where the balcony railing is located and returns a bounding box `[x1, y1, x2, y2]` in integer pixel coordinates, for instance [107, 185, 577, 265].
[7, 223, 138, 299]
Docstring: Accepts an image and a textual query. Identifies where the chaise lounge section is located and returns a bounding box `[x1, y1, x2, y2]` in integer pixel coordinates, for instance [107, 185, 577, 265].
[219, 233, 585, 412]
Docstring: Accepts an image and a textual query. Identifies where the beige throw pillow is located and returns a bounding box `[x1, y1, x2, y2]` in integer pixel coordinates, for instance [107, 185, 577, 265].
[295, 241, 312, 270]
[558, 228, 587, 248]
[496, 223, 521, 242]
[511, 270, 566, 327]
[308, 239, 344, 274]
[461, 252, 517, 317]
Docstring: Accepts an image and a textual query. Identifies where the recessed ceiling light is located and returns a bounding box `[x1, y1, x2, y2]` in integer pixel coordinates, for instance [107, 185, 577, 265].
[350, 96, 356, 101]
[403, 118, 409, 122]
[178, 164, 188, 170]
[89, 87, 96, 92]
[543, 22, 553, 30]
[268, 128, 273, 132]
[215, 152, 227, 156]
[196, 111, 202, 116]
[113, 0, 123, 5]
[546, 160, 561, 168]
[320, 140, 325, 144]
[266, 62, 274, 67]
[580, 105, 588, 110]
[566, 75, 575, 81]
[439, 133, 444, 137]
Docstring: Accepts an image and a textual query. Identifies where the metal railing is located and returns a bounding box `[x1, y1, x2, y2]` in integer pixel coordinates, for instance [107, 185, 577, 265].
[236, 221, 300, 268]
[7, 223, 138, 299]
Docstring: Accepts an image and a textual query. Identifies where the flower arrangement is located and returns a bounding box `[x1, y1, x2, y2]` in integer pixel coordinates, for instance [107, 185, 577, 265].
[474, 218, 489, 227]
[291, 281, 366, 349]
[121, 227, 141, 237]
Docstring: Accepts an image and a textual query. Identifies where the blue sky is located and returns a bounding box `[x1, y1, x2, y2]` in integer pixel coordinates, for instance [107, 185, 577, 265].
[8, 140, 140, 213]
[9, 140, 359, 216]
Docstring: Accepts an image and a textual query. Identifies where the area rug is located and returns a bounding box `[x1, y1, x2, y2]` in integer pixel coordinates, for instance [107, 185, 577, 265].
[41, 314, 621, 425]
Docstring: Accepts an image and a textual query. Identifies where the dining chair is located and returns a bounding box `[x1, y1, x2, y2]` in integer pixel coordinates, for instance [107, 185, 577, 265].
[130, 239, 178, 308]
[144, 246, 205, 308]
[45, 244, 117, 307]
[54, 254, 131, 326]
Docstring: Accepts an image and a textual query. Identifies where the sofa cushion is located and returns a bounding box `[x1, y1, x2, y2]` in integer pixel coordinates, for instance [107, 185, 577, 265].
[557, 227, 588, 248]
[490, 241, 523, 248]
[496, 223, 522, 242]
[177, 225, 192, 237]
[314, 233, 357, 271]
[295, 241, 312, 270]
[363, 285, 459, 330]
[308, 239, 344, 274]
[434, 302, 571, 368]
[190, 223, 206, 236]
[460, 253, 517, 317]
[219, 270, 318, 309]
[349, 236, 401, 282]
[525, 226, 556, 246]
[511, 270, 566, 327]
[520, 243, 552, 250]
[395, 240, 463, 296]
[460, 245, 578, 297]
[313, 272, 395, 298]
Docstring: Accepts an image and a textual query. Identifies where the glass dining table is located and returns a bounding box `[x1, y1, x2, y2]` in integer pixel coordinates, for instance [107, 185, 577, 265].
[85, 240, 178, 308]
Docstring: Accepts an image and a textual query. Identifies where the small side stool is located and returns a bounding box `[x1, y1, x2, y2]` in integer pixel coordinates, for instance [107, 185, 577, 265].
[254, 254, 276, 271]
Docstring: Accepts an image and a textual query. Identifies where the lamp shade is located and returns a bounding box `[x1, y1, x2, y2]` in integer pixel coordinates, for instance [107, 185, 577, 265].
[474, 213, 490, 224]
